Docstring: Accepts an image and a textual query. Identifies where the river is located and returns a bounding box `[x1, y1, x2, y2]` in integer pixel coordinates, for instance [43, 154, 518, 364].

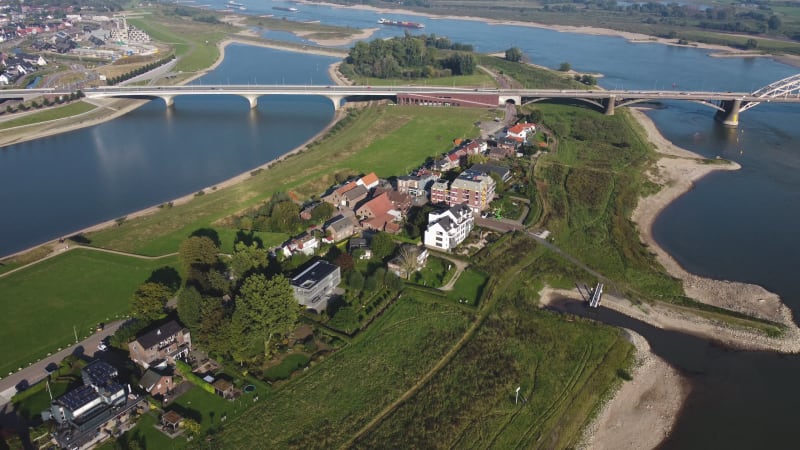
[3, 3, 800, 447]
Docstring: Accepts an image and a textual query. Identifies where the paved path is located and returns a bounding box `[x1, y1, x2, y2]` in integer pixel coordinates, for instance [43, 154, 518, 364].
[437, 254, 469, 292]
[0, 320, 126, 406]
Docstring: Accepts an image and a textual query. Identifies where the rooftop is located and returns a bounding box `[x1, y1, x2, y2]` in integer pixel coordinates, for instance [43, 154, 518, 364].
[135, 320, 185, 349]
[291, 260, 339, 290]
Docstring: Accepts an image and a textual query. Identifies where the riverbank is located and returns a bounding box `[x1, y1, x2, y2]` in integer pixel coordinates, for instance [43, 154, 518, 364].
[297, 0, 800, 68]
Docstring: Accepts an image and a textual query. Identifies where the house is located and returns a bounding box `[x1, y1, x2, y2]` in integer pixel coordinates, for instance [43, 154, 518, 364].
[281, 233, 319, 258]
[348, 237, 372, 260]
[506, 122, 536, 143]
[128, 320, 192, 369]
[16, 52, 45, 66]
[325, 215, 356, 242]
[42, 360, 144, 450]
[396, 173, 436, 197]
[356, 192, 394, 219]
[386, 190, 412, 215]
[357, 192, 402, 233]
[212, 379, 235, 400]
[300, 202, 321, 220]
[322, 181, 359, 206]
[469, 163, 512, 183]
[290, 259, 341, 312]
[429, 169, 496, 212]
[341, 184, 368, 208]
[139, 368, 173, 398]
[356, 172, 380, 190]
[387, 244, 429, 279]
[0, 73, 10, 85]
[424, 204, 475, 251]
[488, 145, 516, 160]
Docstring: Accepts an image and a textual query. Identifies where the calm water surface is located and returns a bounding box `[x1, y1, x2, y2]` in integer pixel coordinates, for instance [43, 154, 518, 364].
[2, 6, 800, 447]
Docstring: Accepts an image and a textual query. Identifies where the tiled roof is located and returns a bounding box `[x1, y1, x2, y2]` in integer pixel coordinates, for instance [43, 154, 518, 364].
[361, 192, 394, 217]
[360, 172, 379, 187]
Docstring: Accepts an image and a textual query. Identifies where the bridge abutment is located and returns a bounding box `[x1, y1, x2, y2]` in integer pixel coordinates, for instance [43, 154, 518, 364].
[715, 99, 741, 128]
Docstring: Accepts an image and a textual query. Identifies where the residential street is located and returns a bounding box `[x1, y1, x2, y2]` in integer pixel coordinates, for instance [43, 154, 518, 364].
[0, 319, 126, 406]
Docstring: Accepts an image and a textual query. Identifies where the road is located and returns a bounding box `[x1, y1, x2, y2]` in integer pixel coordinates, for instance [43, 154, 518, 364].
[0, 320, 126, 406]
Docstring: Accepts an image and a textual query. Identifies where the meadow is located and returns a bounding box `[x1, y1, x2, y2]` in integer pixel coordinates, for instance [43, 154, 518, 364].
[0, 249, 177, 376]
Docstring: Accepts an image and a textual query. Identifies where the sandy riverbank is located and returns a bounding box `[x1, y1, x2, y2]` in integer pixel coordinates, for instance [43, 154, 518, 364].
[629, 107, 800, 352]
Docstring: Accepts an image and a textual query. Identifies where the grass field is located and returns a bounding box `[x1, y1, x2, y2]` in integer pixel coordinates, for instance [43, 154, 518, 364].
[0, 102, 96, 130]
[215, 297, 473, 448]
[83, 106, 489, 256]
[447, 268, 488, 305]
[128, 15, 229, 73]
[0, 249, 178, 376]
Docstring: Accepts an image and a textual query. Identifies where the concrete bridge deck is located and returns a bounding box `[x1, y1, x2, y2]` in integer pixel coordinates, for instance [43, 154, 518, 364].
[3, 80, 799, 126]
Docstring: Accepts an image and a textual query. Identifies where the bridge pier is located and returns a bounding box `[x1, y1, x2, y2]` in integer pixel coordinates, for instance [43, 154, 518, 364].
[715, 99, 741, 128]
[160, 95, 174, 108]
[242, 95, 260, 109]
[327, 95, 343, 111]
[604, 95, 616, 115]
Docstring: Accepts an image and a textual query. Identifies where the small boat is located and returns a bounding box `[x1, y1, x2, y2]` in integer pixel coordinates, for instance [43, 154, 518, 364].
[378, 18, 424, 29]
[273, 6, 299, 12]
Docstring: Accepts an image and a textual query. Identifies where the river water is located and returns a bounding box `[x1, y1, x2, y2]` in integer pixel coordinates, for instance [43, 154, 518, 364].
[2, 3, 800, 447]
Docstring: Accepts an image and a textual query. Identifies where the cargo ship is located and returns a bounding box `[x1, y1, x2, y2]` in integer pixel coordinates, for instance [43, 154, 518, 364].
[378, 18, 424, 28]
[273, 6, 299, 12]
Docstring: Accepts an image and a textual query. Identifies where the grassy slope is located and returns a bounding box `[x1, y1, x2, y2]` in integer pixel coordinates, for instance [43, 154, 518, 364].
[216, 297, 473, 448]
[0, 102, 96, 130]
[0, 249, 177, 376]
[86, 106, 490, 255]
[354, 234, 633, 449]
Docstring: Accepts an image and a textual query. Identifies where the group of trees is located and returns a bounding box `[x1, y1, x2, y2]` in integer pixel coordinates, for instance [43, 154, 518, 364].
[345, 33, 476, 79]
[105, 54, 175, 86]
[2, 90, 84, 115]
[235, 192, 334, 234]
[174, 232, 301, 365]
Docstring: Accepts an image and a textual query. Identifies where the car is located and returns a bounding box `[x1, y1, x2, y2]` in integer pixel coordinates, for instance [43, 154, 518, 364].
[97, 343, 108, 352]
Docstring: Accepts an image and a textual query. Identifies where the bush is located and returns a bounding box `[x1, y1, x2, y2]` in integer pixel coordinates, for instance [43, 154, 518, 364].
[176, 360, 215, 394]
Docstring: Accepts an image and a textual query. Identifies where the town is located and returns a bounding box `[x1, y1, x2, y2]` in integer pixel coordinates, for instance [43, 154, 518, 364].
[5, 116, 544, 449]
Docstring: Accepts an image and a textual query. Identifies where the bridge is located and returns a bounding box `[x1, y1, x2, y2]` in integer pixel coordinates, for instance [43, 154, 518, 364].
[2, 73, 799, 127]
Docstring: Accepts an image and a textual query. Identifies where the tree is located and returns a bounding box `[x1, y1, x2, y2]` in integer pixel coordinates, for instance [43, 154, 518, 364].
[385, 272, 404, 292]
[347, 270, 364, 291]
[177, 285, 203, 330]
[505, 47, 523, 62]
[233, 274, 299, 357]
[269, 201, 302, 232]
[558, 62, 572, 72]
[309, 202, 334, 223]
[768, 15, 781, 31]
[745, 38, 758, 50]
[179, 236, 219, 272]
[230, 241, 267, 278]
[396, 245, 421, 279]
[181, 418, 201, 437]
[130, 282, 171, 321]
[370, 232, 396, 260]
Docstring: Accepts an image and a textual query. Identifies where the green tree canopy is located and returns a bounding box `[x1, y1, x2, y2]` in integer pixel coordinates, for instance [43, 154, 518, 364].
[232, 274, 299, 357]
[130, 282, 171, 321]
[559, 62, 572, 72]
[179, 236, 219, 272]
[370, 232, 396, 260]
[505, 47, 523, 62]
[231, 241, 268, 278]
[177, 285, 203, 330]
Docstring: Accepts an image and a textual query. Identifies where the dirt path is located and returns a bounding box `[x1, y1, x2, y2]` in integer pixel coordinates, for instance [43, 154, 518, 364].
[436, 254, 469, 291]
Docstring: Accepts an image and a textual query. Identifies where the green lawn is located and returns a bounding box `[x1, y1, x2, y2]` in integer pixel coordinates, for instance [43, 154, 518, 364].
[410, 256, 455, 288]
[263, 353, 310, 381]
[0, 249, 178, 376]
[215, 297, 473, 448]
[347, 72, 496, 87]
[128, 15, 228, 73]
[446, 268, 488, 305]
[0, 102, 96, 130]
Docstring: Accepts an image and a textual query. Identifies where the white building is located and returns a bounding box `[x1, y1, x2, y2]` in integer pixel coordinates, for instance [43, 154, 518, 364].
[423, 204, 474, 251]
[291, 260, 341, 312]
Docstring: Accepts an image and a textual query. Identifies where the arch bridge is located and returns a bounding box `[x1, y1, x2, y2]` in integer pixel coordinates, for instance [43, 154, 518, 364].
[1, 74, 798, 127]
